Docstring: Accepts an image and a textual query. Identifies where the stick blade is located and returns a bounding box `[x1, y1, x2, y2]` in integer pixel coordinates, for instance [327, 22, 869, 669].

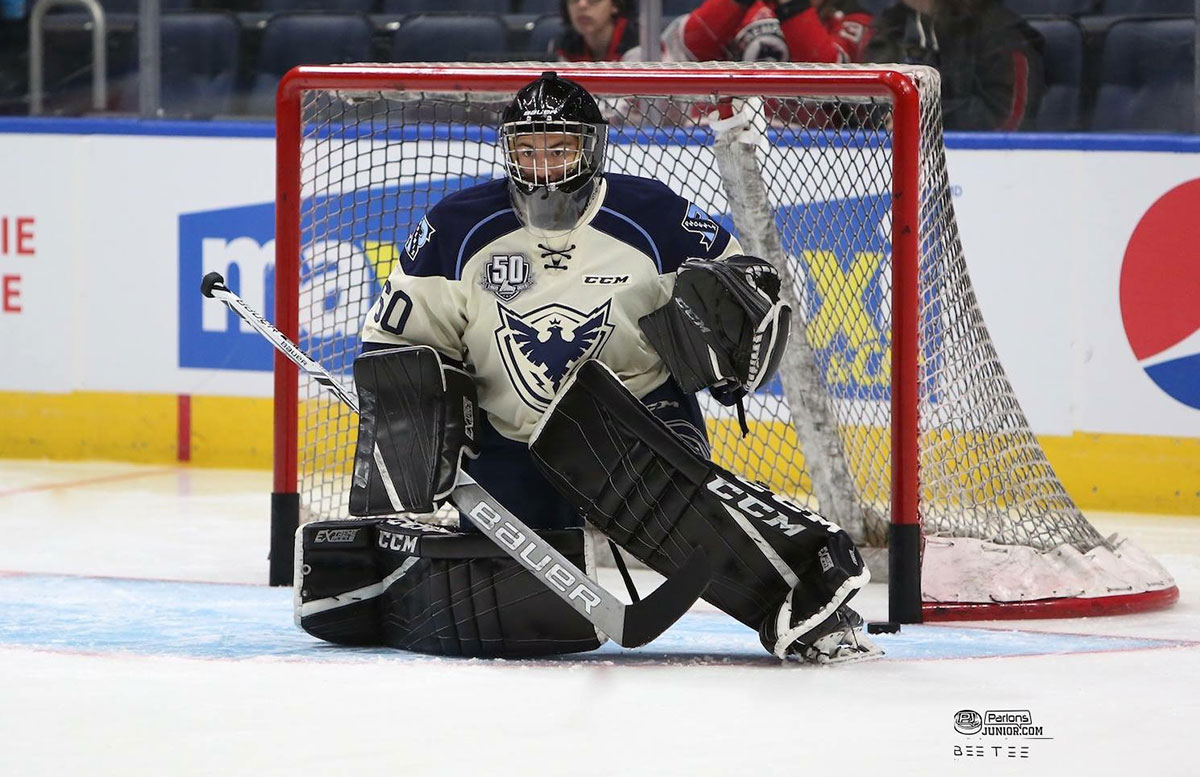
[617, 548, 712, 648]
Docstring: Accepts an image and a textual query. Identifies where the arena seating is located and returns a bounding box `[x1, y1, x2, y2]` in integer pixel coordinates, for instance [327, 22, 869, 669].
[382, 0, 509, 14]
[245, 12, 375, 114]
[1006, 0, 1096, 15]
[390, 13, 509, 61]
[526, 13, 565, 56]
[1099, 0, 1194, 13]
[1027, 17, 1086, 131]
[1090, 17, 1195, 132]
[126, 11, 242, 117]
[21, 0, 1198, 133]
[517, 0, 559, 15]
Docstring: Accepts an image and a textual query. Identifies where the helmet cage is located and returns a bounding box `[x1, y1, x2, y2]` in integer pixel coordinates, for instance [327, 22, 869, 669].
[499, 119, 606, 194]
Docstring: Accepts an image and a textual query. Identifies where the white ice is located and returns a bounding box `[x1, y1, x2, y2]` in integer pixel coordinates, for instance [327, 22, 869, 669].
[1, 459, 1198, 777]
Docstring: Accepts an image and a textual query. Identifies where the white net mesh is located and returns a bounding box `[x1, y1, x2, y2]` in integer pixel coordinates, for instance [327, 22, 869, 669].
[279, 62, 1175, 615]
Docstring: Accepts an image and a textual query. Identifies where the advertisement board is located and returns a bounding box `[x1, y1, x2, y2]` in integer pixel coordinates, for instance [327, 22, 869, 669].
[0, 120, 1195, 506]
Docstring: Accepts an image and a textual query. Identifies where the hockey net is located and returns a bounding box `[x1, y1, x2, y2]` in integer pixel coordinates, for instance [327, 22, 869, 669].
[273, 61, 1177, 620]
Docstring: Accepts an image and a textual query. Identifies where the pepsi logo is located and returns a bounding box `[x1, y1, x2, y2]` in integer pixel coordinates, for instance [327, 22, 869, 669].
[1119, 179, 1200, 410]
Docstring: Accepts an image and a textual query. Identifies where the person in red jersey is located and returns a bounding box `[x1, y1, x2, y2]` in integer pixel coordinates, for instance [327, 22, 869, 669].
[551, 0, 640, 62]
[664, 0, 873, 64]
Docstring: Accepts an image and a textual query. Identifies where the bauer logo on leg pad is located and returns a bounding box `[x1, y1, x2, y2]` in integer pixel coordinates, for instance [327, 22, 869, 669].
[467, 502, 603, 614]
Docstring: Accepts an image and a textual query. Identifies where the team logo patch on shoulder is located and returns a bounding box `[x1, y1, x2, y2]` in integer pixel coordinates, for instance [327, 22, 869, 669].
[494, 301, 615, 410]
[481, 253, 534, 301]
[404, 216, 436, 261]
[683, 203, 718, 250]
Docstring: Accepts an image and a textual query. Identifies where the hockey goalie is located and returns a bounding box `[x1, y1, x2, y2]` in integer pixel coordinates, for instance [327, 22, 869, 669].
[295, 72, 882, 664]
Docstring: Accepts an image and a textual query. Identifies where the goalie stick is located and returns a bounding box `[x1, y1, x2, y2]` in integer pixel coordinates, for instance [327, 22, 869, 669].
[200, 271, 711, 647]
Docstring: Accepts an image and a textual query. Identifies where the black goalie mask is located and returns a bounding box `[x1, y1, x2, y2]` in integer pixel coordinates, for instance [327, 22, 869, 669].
[500, 72, 608, 236]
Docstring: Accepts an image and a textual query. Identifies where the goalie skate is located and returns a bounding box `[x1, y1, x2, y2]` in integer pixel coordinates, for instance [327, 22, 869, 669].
[761, 602, 884, 665]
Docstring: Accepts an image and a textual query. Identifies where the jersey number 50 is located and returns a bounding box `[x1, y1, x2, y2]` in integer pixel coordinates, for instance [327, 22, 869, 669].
[373, 280, 412, 335]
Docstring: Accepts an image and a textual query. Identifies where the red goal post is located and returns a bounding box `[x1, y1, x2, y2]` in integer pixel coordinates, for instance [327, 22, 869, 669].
[272, 62, 1177, 623]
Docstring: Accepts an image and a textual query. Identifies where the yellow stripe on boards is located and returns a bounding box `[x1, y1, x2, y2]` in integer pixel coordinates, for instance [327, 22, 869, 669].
[1041, 432, 1200, 515]
[1, 392, 1196, 514]
[188, 395, 273, 469]
[0, 391, 271, 469]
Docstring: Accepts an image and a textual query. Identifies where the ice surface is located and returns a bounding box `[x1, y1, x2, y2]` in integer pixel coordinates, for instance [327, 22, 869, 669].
[2, 460, 1198, 776]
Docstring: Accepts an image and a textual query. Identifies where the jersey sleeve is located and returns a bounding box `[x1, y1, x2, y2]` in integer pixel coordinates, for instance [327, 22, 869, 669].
[679, 0, 750, 60]
[779, 8, 873, 64]
[658, 191, 742, 272]
[360, 209, 469, 362]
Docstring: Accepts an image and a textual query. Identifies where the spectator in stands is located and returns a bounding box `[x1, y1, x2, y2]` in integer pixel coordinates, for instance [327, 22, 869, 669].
[553, 0, 640, 62]
[668, 0, 873, 64]
[864, 0, 1045, 130]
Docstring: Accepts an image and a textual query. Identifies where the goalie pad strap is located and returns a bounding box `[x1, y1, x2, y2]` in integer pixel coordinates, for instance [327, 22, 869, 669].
[639, 255, 790, 402]
[349, 345, 479, 516]
[297, 517, 603, 657]
[529, 360, 863, 632]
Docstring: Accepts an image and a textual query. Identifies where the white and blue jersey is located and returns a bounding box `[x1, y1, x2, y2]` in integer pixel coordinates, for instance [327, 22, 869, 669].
[363, 172, 743, 444]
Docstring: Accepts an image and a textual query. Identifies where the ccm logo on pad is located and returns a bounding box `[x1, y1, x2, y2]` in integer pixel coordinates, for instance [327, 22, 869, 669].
[706, 476, 807, 537]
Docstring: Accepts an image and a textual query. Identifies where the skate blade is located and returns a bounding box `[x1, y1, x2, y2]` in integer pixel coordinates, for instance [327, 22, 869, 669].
[793, 629, 885, 666]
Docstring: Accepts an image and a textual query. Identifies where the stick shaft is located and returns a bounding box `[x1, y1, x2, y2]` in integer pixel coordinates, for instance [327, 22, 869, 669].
[207, 283, 359, 412]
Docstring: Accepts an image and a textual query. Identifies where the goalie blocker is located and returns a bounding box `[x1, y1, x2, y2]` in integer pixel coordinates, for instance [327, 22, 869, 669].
[349, 345, 479, 515]
[530, 360, 881, 663]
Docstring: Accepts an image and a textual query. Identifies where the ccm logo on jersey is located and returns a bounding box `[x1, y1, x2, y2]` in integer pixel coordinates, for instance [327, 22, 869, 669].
[467, 502, 603, 613]
[313, 528, 360, 543]
[583, 274, 630, 285]
[706, 476, 807, 537]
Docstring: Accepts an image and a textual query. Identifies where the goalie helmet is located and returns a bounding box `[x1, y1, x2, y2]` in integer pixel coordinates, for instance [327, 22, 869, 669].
[500, 72, 608, 236]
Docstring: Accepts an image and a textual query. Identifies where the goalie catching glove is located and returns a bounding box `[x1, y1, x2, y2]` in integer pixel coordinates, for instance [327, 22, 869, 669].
[639, 254, 791, 407]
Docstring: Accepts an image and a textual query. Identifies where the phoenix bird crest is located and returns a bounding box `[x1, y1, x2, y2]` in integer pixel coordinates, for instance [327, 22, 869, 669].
[495, 301, 615, 410]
